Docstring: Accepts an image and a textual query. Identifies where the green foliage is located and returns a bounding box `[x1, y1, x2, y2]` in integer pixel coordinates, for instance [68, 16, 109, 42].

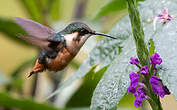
[0, 92, 63, 110]
[0, 18, 30, 46]
[118, 94, 138, 110]
[49, 0, 60, 21]
[66, 66, 108, 107]
[20, 0, 60, 23]
[46, 64, 98, 99]
[94, 0, 144, 19]
[90, 37, 138, 110]
[148, 38, 155, 58]
[69, 60, 80, 70]
[20, 0, 42, 22]
[94, 0, 127, 19]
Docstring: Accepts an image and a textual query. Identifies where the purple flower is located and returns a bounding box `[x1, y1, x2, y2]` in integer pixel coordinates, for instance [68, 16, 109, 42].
[127, 72, 139, 94]
[128, 52, 168, 108]
[129, 57, 140, 65]
[128, 72, 148, 108]
[134, 98, 143, 108]
[128, 73, 147, 95]
[134, 86, 147, 100]
[129, 72, 139, 87]
[150, 53, 162, 65]
[134, 86, 147, 108]
[149, 75, 170, 98]
[128, 85, 136, 94]
[140, 65, 149, 75]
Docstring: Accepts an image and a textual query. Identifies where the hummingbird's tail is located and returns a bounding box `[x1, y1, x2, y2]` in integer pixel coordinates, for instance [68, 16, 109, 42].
[27, 71, 35, 78]
[27, 59, 45, 78]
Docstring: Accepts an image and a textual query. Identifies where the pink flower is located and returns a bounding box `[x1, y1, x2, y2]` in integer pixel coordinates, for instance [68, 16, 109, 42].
[153, 8, 174, 31]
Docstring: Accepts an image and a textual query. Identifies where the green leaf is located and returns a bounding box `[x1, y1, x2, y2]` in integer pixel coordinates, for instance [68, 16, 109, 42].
[69, 60, 80, 70]
[127, 0, 149, 66]
[90, 37, 138, 110]
[0, 18, 31, 46]
[49, 0, 60, 21]
[148, 38, 155, 58]
[8, 77, 23, 91]
[66, 66, 108, 107]
[118, 94, 138, 110]
[87, 17, 131, 69]
[46, 63, 98, 99]
[94, 0, 144, 19]
[19, 0, 42, 22]
[37, 0, 60, 21]
[94, 0, 127, 19]
[0, 92, 63, 110]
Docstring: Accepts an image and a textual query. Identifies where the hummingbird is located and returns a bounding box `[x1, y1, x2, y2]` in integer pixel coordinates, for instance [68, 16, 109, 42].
[14, 17, 116, 77]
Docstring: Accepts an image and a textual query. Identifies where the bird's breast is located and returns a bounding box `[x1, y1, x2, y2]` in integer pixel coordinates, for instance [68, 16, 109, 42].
[46, 48, 76, 71]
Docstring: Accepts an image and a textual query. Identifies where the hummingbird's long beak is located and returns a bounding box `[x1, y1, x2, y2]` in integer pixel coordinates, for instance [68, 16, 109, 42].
[93, 32, 117, 39]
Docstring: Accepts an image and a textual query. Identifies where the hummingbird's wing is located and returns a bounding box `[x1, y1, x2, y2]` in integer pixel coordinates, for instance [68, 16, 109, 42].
[15, 17, 64, 59]
[19, 34, 59, 60]
[18, 34, 52, 51]
[14, 17, 55, 40]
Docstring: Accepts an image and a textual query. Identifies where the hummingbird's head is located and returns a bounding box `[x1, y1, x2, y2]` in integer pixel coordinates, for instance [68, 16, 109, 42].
[62, 22, 116, 54]
[62, 22, 116, 40]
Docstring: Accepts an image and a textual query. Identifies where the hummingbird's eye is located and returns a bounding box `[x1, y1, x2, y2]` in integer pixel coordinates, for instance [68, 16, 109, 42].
[79, 29, 89, 36]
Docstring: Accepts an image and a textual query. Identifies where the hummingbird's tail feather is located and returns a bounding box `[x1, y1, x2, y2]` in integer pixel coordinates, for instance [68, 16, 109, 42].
[27, 59, 46, 78]
[27, 71, 35, 78]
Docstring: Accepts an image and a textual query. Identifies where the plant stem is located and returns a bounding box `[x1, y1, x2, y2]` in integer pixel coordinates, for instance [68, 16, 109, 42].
[126, 0, 163, 109]
[126, 0, 149, 66]
[148, 97, 163, 110]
